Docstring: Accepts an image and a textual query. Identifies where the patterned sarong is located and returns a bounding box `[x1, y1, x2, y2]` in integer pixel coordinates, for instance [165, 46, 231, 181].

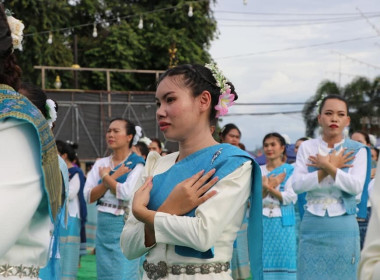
[60, 216, 81, 279]
[298, 211, 359, 280]
[96, 211, 140, 280]
[263, 217, 296, 280]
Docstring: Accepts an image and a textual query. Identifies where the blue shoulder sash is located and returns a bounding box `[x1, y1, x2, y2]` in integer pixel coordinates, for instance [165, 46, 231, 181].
[98, 152, 145, 185]
[148, 143, 263, 280]
[307, 139, 371, 218]
[266, 163, 295, 226]
[0, 85, 62, 221]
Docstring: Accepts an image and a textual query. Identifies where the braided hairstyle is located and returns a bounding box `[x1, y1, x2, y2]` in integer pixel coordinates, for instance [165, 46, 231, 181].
[157, 64, 238, 121]
[0, 4, 21, 91]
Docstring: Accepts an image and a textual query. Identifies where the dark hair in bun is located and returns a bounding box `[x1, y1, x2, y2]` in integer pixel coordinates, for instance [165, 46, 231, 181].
[0, 5, 21, 90]
[157, 64, 238, 121]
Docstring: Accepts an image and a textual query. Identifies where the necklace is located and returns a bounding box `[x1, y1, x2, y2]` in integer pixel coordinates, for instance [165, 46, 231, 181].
[110, 151, 132, 170]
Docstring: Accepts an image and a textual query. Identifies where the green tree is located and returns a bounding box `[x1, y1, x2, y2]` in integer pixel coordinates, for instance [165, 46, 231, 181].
[7, 0, 217, 90]
[303, 76, 380, 137]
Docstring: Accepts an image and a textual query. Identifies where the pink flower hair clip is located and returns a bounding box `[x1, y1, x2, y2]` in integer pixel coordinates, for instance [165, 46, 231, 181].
[205, 63, 235, 117]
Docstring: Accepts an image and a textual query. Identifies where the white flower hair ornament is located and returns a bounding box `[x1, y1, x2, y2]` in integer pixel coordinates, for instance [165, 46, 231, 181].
[205, 63, 235, 118]
[45, 99, 57, 128]
[133, 126, 143, 145]
[5, 10, 24, 51]
[315, 93, 328, 114]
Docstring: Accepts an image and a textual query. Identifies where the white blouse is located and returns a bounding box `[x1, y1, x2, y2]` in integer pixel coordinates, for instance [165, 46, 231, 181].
[0, 119, 51, 270]
[68, 173, 80, 218]
[121, 151, 252, 280]
[293, 137, 367, 217]
[260, 165, 297, 217]
[83, 155, 144, 215]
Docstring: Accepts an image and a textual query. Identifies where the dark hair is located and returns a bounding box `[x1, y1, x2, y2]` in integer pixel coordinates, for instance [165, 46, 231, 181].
[296, 137, 309, 143]
[157, 64, 238, 121]
[19, 82, 48, 118]
[109, 118, 136, 148]
[150, 138, 162, 151]
[263, 132, 287, 156]
[0, 5, 22, 91]
[351, 130, 370, 145]
[56, 140, 78, 162]
[220, 123, 241, 140]
[318, 94, 349, 114]
[373, 147, 379, 160]
[135, 141, 149, 159]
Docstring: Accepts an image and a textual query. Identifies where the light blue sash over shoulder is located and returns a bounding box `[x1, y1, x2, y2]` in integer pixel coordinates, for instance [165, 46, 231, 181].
[307, 139, 371, 218]
[147, 143, 263, 280]
[266, 163, 295, 226]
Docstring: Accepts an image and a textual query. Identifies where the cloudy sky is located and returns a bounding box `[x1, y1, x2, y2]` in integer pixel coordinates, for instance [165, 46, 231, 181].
[208, 0, 380, 151]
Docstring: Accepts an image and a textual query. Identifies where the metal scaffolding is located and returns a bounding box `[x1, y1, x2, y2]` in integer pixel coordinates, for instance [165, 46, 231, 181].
[35, 66, 168, 162]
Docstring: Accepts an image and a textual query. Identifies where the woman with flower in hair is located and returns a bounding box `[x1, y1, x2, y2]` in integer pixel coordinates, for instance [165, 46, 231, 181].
[121, 63, 263, 280]
[0, 5, 62, 279]
[261, 132, 297, 279]
[293, 94, 371, 279]
[83, 118, 145, 280]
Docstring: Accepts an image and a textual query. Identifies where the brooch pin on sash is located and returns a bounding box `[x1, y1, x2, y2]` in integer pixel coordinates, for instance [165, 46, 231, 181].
[211, 148, 223, 164]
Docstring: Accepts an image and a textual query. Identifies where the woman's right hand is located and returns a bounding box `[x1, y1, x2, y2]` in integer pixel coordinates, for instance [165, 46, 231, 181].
[158, 169, 219, 216]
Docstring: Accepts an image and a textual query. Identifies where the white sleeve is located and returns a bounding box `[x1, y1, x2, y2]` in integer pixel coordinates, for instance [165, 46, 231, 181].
[0, 119, 44, 256]
[154, 161, 252, 252]
[293, 143, 321, 193]
[68, 173, 80, 201]
[116, 163, 144, 201]
[83, 160, 101, 203]
[334, 148, 367, 195]
[358, 158, 380, 280]
[282, 175, 297, 205]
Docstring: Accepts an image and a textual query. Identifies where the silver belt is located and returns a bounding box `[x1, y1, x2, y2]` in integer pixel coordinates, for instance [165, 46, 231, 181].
[99, 201, 127, 210]
[143, 260, 230, 280]
[0, 264, 39, 278]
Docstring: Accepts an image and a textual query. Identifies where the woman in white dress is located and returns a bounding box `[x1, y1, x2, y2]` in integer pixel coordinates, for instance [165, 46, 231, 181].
[83, 118, 145, 280]
[293, 94, 371, 280]
[121, 63, 263, 280]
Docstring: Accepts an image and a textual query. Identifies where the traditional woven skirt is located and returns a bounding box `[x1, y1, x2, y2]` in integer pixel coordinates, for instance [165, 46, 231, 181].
[297, 211, 360, 280]
[60, 215, 81, 280]
[96, 211, 141, 280]
[230, 217, 250, 280]
[263, 216, 297, 280]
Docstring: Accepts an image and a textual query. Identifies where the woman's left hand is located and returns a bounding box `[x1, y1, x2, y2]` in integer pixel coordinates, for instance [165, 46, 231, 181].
[132, 177, 153, 222]
[99, 166, 111, 178]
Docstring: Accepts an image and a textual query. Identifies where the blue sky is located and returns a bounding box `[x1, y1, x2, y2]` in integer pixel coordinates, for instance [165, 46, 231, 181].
[209, 0, 380, 150]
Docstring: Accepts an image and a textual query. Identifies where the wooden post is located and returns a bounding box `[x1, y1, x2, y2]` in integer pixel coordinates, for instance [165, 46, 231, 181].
[106, 71, 111, 118]
[41, 67, 45, 90]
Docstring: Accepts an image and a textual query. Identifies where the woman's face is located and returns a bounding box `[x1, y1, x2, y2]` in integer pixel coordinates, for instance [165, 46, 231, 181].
[351, 132, 367, 145]
[155, 76, 201, 142]
[263, 136, 285, 161]
[149, 141, 161, 153]
[222, 128, 241, 146]
[106, 120, 131, 150]
[318, 99, 350, 139]
[294, 140, 304, 155]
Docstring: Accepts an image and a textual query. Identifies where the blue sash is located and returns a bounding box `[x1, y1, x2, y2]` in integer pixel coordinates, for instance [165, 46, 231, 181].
[147, 144, 263, 279]
[266, 163, 295, 226]
[307, 139, 371, 218]
[69, 166, 87, 227]
[97, 153, 145, 187]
